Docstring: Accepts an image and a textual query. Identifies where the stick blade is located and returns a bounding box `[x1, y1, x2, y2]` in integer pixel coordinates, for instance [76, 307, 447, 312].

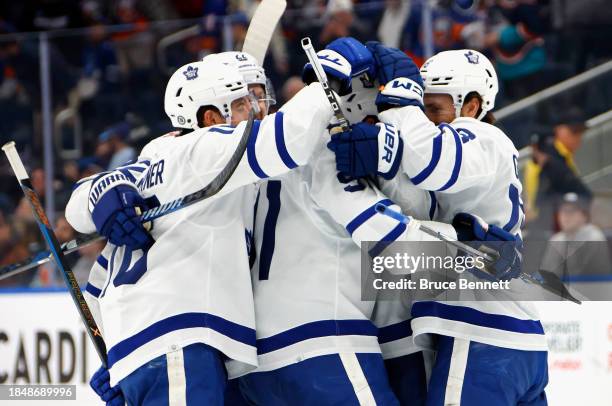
[242, 0, 287, 64]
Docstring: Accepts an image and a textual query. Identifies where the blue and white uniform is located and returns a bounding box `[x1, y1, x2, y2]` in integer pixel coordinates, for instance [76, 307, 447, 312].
[378, 105, 548, 405]
[235, 134, 454, 405]
[65, 83, 334, 391]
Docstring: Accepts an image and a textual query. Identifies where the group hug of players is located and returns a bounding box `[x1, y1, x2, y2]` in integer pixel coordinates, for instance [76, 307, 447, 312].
[65, 37, 549, 405]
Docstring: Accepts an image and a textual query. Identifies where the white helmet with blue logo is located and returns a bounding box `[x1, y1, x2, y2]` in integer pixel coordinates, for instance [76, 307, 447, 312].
[164, 59, 249, 129]
[420, 49, 498, 120]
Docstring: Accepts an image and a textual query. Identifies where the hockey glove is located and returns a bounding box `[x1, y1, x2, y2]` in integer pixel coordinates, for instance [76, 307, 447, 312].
[452, 213, 522, 281]
[302, 37, 375, 96]
[89, 170, 152, 250]
[327, 122, 403, 180]
[365, 42, 424, 112]
[90, 365, 125, 406]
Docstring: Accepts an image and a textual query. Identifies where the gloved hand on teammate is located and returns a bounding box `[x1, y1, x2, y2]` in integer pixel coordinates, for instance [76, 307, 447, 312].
[327, 122, 403, 180]
[452, 213, 522, 281]
[365, 41, 424, 111]
[302, 37, 375, 95]
[90, 365, 125, 406]
[88, 170, 152, 250]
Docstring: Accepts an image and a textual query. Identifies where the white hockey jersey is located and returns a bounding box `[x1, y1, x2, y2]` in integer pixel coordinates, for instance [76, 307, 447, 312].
[377, 106, 547, 352]
[239, 138, 456, 375]
[65, 83, 334, 385]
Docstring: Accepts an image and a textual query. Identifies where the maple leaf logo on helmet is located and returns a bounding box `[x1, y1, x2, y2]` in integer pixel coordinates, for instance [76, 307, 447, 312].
[464, 51, 479, 64]
[182, 65, 199, 80]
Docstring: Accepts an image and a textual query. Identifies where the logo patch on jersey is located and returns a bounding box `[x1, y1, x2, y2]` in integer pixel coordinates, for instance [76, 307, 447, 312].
[183, 65, 199, 80]
[465, 51, 479, 64]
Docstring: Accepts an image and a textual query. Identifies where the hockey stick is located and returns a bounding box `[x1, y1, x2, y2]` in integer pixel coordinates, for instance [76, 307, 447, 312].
[0, 233, 103, 281]
[376, 204, 582, 304]
[243, 0, 287, 64]
[2, 142, 109, 365]
[301, 37, 350, 132]
[0, 112, 255, 280]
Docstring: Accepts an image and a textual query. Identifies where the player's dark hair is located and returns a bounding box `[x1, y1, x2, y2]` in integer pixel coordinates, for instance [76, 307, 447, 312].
[464, 92, 496, 124]
[196, 105, 223, 127]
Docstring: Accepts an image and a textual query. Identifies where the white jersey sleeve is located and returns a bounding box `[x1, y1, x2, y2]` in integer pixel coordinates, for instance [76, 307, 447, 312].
[309, 146, 457, 258]
[379, 106, 496, 193]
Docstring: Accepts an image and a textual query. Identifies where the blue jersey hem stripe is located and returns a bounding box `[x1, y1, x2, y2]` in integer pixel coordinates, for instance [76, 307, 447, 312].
[247, 120, 268, 178]
[378, 320, 413, 344]
[437, 125, 463, 191]
[274, 112, 298, 170]
[257, 319, 378, 355]
[411, 133, 442, 185]
[96, 255, 108, 269]
[368, 222, 407, 257]
[412, 301, 544, 335]
[107, 312, 256, 368]
[346, 199, 394, 236]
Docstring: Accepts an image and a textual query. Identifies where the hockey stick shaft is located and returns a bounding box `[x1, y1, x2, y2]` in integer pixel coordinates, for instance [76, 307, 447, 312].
[2, 141, 109, 365]
[0, 233, 103, 281]
[301, 37, 350, 132]
[0, 111, 256, 281]
[376, 204, 581, 304]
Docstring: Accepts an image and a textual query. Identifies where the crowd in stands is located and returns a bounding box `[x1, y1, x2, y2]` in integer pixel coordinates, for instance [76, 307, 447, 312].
[0, 0, 610, 288]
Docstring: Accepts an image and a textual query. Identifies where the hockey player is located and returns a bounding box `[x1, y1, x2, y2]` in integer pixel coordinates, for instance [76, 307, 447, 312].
[328, 42, 548, 405]
[66, 57, 345, 404]
[230, 38, 509, 406]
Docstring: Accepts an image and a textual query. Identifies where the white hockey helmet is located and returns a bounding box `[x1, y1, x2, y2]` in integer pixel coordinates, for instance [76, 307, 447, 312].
[339, 73, 379, 124]
[203, 51, 276, 108]
[164, 60, 249, 129]
[420, 49, 498, 120]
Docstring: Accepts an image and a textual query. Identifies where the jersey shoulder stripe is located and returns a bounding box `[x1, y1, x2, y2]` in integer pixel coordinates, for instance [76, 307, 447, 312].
[411, 132, 442, 185]
[437, 124, 463, 191]
[274, 112, 298, 170]
[246, 120, 268, 178]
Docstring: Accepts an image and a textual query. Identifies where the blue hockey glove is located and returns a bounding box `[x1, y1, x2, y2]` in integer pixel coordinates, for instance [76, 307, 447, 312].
[303, 37, 375, 95]
[88, 171, 152, 250]
[452, 213, 522, 281]
[327, 122, 403, 180]
[90, 365, 125, 406]
[365, 41, 424, 111]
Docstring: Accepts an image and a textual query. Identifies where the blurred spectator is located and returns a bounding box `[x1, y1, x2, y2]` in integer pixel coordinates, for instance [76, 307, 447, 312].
[281, 76, 305, 103]
[98, 121, 136, 169]
[377, 0, 411, 48]
[0, 209, 32, 287]
[524, 109, 592, 235]
[320, 0, 355, 45]
[540, 192, 611, 278]
[485, 0, 549, 101]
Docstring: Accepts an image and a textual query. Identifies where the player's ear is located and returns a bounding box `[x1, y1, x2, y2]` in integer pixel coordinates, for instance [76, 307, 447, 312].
[202, 108, 225, 127]
[461, 95, 481, 119]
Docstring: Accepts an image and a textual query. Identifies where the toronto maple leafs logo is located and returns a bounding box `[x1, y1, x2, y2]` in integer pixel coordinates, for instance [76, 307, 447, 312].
[235, 53, 248, 62]
[183, 65, 198, 80]
[464, 51, 479, 64]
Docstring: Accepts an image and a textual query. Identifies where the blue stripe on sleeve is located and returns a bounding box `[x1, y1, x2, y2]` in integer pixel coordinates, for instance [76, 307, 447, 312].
[274, 112, 298, 170]
[437, 125, 463, 191]
[410, 133, 442, 185]
[85, 283, 102, 298]
[96, 255, 108, 269]
[107, 312, 256, 368]
[256, 319, 377, 355]
[346, 199, 394, 236]
[428, 191, 437, 220]
[208, 126, 235, 134]
[411, 301, 544, 335]
[503, 184, 520, 232]
[378, 320, 413, 344]
[247, 120, 269, 178]
[368, 222, 407, 257]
